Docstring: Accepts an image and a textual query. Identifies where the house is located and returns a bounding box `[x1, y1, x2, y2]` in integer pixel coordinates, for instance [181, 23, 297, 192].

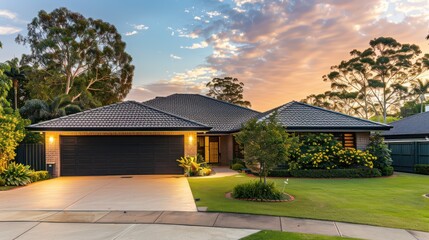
[27, 94, 391, 177]
[382, 111, 429, 172]
[383, 111, 429, 142]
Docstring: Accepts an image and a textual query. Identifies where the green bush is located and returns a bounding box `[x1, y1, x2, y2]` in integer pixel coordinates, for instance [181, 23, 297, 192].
[232, 158, 245, 166]
[290, 168, 382, 178]
[0, 177, 5, 186]
[366, 133, 393, 175]
[287, 133, 377, 171]
[233, 181, 285, 200]
[231, 163, 245, 171]
[268, 168, 291, 177]
[380, 166, 394, 176]
[1, 162, 32, 186]
[29, 171, 51, 182]
[415, 164, 429, 175]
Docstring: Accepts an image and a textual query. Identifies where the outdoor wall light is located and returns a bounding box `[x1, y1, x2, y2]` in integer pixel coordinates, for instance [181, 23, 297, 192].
[189, 135, 193, 143]
[49, 136, 55, 144]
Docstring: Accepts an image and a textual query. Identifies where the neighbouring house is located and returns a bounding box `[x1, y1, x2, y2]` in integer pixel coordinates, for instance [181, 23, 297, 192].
[383, 111, 429, 142]
[27, 94, 391, 177]
[382, 111, 429, 172]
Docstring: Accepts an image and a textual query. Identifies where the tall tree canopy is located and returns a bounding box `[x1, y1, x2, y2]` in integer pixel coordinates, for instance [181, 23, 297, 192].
[0, 43, 28, 166]
[303, 37, 429, 122]
[16, 8, 134, 109]
[206, 77, 251, 108]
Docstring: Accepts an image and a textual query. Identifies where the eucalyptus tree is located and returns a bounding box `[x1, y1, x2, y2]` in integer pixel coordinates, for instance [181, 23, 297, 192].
[324, 37, 429, 122]
[16, 8, 134, 109]
[206, 77, 252, 108]
[411, 79, 429, 113]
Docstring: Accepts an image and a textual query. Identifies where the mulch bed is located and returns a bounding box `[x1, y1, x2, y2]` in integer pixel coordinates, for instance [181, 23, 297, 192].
[225, 192, 295, 202]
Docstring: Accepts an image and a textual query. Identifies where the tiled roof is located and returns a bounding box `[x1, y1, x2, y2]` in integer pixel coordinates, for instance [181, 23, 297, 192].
[27, 101, 211, 131]
[383, 111, 429, 137]
[144, 94, 260, 133]
[259, 101, 391, 131]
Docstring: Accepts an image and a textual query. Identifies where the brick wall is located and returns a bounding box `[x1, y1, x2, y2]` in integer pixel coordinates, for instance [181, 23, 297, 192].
[45, 131, 197, 177]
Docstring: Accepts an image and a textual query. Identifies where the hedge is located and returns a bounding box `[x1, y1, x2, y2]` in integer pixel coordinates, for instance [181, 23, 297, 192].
[268, 169, 291, 177]
[289, 168, 382, 178]
[415, 164, 429, 175]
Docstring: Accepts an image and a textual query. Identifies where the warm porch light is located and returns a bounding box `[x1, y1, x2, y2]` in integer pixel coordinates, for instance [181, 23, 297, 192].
[48, 136, 55, 144]
[189, 135, 193, 143]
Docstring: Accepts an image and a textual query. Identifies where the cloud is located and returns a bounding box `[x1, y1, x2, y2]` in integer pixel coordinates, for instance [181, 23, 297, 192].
[127, 0, 429, 110]
[194, 16, 202, 20]
[133, 24, 149, 30]
[182, 41, 209, 49]
[0, 26, 21, 35]
[125, 30, 138, 36]
[170, 54, 182, 60]
[0, 9, 16, 19]
[206, 11, 221, 18]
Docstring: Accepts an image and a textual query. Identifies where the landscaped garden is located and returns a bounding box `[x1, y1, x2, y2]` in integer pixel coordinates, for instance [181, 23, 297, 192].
[242, 230, 360, 240]
[188, 172, 429, 232]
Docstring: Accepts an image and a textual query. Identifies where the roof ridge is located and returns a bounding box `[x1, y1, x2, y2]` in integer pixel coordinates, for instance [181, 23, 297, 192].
[173, 93, 261, 114]
[29, 101, 126, 127]
[258, 102, 294, 122]
[389, 110, 429, 124]
[291, 101, 391, 127]
[132, 101, 210, 128]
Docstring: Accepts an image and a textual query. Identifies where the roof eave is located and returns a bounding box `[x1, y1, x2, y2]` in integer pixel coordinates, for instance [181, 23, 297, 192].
[284, 126, 392, 131]
[26, 126, 212, 132]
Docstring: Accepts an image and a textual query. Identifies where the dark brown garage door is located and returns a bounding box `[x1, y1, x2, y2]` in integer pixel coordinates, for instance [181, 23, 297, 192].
[60, 135, 184, 176]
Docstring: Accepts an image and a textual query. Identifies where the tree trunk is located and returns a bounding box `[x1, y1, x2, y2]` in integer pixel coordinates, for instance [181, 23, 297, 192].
[13, 79, 18, 110]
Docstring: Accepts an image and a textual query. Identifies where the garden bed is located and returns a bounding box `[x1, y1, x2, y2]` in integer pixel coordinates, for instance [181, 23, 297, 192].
[225, 192, 294, 202]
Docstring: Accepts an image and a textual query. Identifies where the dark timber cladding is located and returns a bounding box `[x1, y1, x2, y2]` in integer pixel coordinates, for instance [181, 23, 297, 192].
[60, 135, 184, 176]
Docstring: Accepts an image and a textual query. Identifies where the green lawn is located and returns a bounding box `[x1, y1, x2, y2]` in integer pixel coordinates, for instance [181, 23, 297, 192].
[241, 230, 361, 240]
[188, 172, 429, 232]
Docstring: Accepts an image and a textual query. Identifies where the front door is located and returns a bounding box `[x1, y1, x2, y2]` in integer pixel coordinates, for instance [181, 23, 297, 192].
[209, 136, 219, 163]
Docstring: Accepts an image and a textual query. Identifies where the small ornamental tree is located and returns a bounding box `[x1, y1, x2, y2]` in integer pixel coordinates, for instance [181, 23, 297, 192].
[235, 113, 296, 184]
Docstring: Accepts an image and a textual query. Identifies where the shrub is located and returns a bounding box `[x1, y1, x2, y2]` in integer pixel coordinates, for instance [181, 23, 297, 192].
[29, 171, 51, 182]
[366, 133, 393, 175]
[287, 133, 377, 171]
[290, 168, 381, 178]
[231, 163, 245, 171]
[380, 166, 394, 176]
[268, 168, 291, 177]
[232, 181, 285, 200]
[177, 156, 211, 176]
[0, 177, 5, 186]
[232, 158, 245, 166]
[0, 162, 32, 186]
[415, 164, 429, 175]
[336, 148, 376, 169]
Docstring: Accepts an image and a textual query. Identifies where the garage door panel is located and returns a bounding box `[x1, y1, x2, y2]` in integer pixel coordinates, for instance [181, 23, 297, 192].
[60, 135, 184, 176]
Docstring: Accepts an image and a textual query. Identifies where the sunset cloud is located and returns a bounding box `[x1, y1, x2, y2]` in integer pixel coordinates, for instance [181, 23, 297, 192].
[157, 0, 429, 110]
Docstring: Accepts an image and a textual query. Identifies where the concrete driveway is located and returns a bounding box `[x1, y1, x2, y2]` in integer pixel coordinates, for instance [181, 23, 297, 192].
[0, 175, 196, 211]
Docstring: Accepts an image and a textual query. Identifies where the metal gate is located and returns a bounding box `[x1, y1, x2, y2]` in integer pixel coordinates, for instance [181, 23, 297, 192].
[15, 143, 46, 171]
[388, 142, 429, 172]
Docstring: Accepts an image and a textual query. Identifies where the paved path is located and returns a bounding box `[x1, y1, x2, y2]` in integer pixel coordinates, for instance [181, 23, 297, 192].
[0, 176, 196, 212]
[0, 210, 427, 240]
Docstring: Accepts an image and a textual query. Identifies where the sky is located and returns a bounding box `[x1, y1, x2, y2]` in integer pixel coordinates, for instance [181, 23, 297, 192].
[0, 0, 428, 111]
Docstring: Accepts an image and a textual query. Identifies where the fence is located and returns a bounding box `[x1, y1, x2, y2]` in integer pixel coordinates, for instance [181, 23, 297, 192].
[388, 142, 429, 172]
[14, 143, 46, 171]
